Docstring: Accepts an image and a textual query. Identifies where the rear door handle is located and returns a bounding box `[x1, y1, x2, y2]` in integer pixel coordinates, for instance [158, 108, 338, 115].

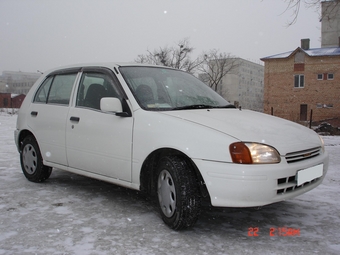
[70, 116, 80, 122]
[31, 111, 38, 116]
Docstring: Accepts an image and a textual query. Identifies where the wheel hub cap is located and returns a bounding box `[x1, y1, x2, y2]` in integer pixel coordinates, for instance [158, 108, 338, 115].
[22, 144, 37, 174]
[158, 170, 176, 218]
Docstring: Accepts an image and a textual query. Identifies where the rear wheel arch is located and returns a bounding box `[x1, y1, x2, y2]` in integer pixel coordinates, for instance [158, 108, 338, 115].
[18, 130, 36, 152]
[20, 134, 52, 182]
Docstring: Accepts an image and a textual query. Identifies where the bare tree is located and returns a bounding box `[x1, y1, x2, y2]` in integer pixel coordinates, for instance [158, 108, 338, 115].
[136, 40, 239, 97]
[198, 49, 239, 92]
[283, 0, 340, 25]
[135, 38, 203, 74]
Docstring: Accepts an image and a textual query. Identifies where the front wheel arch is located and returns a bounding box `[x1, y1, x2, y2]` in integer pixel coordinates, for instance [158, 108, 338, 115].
[139, 148, 209, 200]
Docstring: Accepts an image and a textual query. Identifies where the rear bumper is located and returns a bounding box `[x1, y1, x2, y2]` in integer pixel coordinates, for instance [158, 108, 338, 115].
[193, 152, 329, 207]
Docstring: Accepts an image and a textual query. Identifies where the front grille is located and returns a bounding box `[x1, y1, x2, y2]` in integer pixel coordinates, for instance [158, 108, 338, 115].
[285, 147, 321, 164]
[276, 174, 320, 195]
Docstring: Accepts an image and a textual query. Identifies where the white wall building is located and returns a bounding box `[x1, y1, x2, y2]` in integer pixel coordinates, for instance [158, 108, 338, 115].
[218, 58, 264, 112]
[0, 71, 41, 95]
[321, 0, 340, 48]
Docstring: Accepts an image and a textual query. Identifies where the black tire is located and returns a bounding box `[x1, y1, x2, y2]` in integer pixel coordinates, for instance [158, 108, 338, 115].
[156, 155, 201, 230]
[20, 135, 52, 182]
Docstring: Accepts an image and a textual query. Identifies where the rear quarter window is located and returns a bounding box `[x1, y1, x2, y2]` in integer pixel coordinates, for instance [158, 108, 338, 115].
[34, 73, 77, 105]
[34, 76, 53, 103]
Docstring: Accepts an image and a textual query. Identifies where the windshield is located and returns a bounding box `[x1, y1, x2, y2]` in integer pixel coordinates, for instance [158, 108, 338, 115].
[119, 66, 232, 111]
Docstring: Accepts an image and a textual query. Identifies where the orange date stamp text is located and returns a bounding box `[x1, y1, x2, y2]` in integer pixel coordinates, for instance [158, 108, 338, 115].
[248, 227, 300, 237]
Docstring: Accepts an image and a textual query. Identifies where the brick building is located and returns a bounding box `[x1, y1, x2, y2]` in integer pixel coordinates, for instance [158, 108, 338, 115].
[261, 42, 340, 123]
[0, 93, 26, 108]
[11, 94, 26, 108]
[0, 93, 11, 108]
[261, 1, 340, 124]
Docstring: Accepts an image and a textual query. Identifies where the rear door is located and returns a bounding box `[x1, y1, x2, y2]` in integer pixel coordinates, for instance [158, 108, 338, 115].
[66, 68, 133, 181]
[27, 69, 79, 166]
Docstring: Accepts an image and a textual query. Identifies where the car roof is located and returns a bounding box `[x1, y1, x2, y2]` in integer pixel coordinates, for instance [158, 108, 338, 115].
[42, 62, 172, 75]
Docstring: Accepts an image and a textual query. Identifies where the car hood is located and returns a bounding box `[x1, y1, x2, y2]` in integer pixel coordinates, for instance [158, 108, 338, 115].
[161, 109, 321, 155]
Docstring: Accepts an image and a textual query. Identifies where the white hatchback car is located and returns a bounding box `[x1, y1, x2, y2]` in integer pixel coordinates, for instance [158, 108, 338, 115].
[15, 63, 329, 229]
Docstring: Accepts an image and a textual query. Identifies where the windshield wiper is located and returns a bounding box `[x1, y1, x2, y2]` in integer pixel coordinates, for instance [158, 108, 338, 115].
[172, 104, 236, 110]
[172, 105, 214, 110]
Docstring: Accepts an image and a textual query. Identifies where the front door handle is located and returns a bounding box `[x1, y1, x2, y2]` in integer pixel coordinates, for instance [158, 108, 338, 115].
[31, 111, 38, 116]
[70, 116, 80, 122]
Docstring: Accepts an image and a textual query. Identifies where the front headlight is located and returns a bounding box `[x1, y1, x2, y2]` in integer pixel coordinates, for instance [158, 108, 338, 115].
[229, 142, 281, 164]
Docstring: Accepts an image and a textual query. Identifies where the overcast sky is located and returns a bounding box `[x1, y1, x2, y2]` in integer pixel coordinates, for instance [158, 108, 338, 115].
[0, 0, 322, 74]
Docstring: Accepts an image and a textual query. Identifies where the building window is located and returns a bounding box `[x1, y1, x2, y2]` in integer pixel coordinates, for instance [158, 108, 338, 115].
[317, 73, 334, 80]
[316, 103, 333, 108]
[294, 74, 304, 88]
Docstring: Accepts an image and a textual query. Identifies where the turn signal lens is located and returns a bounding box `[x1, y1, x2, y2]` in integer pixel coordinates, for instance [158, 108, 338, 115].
[229, 142, 253, 164]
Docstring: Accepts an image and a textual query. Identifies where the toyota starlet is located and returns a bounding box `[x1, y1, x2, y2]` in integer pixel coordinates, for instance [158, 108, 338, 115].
[15, 63, 329, 230]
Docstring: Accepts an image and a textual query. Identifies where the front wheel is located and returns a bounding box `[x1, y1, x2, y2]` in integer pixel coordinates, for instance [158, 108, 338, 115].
[20, 136, 52, 182]
[156, 156, 201, 230]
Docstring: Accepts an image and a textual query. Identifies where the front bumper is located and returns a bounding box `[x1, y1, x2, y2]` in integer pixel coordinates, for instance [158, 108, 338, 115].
[14, 129, 20, 152]
[193, 152, 329, 207]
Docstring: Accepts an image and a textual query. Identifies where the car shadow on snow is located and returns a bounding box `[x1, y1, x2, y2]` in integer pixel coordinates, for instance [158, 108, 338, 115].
[45, 168, 312, 235]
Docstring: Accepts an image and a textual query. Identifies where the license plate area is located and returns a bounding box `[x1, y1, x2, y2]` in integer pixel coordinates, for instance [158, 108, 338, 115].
[296, 164, 323, 186]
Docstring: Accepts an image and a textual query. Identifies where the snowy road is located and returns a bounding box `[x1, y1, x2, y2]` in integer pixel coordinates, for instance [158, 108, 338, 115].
[0, 112, 339, 255]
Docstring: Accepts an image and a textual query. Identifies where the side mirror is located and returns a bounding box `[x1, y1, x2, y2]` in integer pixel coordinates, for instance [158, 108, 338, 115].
[100, 97, 122, 113]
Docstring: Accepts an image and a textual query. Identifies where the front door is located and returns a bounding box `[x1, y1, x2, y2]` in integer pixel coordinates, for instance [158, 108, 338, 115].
[66, 69, 133, 181]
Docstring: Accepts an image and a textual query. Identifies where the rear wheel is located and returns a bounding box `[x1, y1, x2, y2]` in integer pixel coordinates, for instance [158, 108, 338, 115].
[20, 136, 52, 182]
[156, 155, 201, 230]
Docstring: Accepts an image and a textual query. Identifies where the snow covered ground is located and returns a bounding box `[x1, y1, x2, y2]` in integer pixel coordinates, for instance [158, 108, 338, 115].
[0, 112, 339, 255]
